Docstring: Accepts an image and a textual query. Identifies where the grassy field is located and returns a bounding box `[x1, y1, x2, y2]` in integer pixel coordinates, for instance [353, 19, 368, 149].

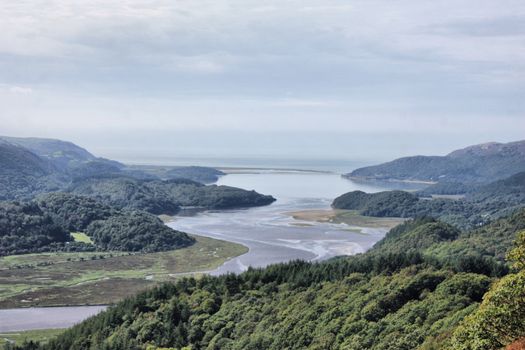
[0, 235, 247, 308]
[288, 209, 405, 229]
[70, 232, 93, 244]
[0, 329, 64, 347]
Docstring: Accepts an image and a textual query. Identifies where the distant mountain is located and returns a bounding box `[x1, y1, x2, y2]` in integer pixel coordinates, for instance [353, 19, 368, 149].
[0, 141, 65, 200]
[347, 140, 525, 184]
[0, 140, 57, 177]
[0, 136, 97, 170]
[0, 137, 261, 209]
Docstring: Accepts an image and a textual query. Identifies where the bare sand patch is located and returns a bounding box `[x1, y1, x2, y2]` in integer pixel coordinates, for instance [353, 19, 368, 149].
[287, 209, 405, 229]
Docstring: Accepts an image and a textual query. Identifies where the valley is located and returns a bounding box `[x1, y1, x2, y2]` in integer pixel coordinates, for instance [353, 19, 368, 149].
[2, 137, 525, 349]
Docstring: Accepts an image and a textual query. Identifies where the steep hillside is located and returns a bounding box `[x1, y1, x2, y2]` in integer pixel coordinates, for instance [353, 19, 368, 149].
[0, 141, 56, 177]
[0, 137, 124, 199]
[347, 140, 525, 184]
[0, 141, 65, 200]
[0, 136, 97, 170]
[467, 171, 525, 204]
[20, 210, 525, 350]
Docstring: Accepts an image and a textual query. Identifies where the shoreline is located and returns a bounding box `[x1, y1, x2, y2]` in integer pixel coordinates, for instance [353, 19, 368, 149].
[343, 175, 437, 185]
[217, 167, 333, 175]
[287, 209, 405, 229]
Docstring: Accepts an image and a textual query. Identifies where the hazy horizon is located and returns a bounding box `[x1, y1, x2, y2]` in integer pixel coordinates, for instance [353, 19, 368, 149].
[1, 1, 524, 162]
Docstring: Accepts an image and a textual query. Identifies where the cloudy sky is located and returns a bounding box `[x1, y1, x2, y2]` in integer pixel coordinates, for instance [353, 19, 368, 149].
[1, 0, 524, 164]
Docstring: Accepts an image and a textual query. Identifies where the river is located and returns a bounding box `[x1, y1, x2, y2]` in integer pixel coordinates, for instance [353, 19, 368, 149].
[168, 171, 397, 274]
[0, 170, 414, 332]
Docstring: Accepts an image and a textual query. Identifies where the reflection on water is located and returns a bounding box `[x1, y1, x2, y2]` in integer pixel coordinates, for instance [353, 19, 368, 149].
[217, 172, 389, 200]
[169, 172, 408, 275]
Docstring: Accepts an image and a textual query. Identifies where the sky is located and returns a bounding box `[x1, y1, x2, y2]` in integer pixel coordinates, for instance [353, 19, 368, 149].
[0, 0, 524, 164]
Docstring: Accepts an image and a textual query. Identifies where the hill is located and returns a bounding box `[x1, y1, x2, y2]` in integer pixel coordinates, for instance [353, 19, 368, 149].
[0, 201, 70, 256]
[166, 166, 225, 183]
[0, 137, 125, 200]
[467, 171, 525, 204]
[0, 193, 194, 256]
[0, 136, 98, 170]
[0, 141, 65, 200]
[68, 176, 276, 214]
[0, 137, 275, 211]
[17, 209, 525, 350]
[123, 164, 226, 184]
[347, 140, 525, 184]
[333, 171, 525, 229]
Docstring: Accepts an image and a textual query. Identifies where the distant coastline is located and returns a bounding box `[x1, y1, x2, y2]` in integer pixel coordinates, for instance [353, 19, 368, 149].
[217, 167, 332, 175]
[343, 174, 437, 185]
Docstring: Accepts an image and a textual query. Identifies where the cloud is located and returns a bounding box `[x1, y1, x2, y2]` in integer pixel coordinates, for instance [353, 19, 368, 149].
[0, 84, 33, 94]
[0, 0, 523, 158]
[8, 86, 32, 94]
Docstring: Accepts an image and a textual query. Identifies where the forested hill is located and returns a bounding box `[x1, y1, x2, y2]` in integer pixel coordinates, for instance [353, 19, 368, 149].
[332, 171, 525, 229]
[0, 193, 194, 256]
[346, 140, 525, 184]
[0, 136, 100, 170]
[17, 210, 525, 350]
[68, 176, 276, 215]
[166, 166, 225, 183]
[0, 141, 65, 200]
[0, 136, 275, 211]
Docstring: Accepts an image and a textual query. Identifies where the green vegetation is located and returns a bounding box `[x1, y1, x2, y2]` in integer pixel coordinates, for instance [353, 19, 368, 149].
[0, 329, 64, 347]
[11, 210, 525, 350]
[0, 193, 194, 256]
[0, 142, 63, 201]
[332, 171, 525, 229]
[445, 230, 525, 349]
[0, 137, 274, 215]
[85, 211, 193, 252]
[0, 136, 98, 171]
[0, 235, 248, 308]
[417, 181, 477, 196]
[166, 166, 225, 183]
[124, 165, 225, 184]
[71, 233, 93, 244]
[0, 201, 71, 256]
[347, 140, 525, 184]
[69, 176, 275, 215]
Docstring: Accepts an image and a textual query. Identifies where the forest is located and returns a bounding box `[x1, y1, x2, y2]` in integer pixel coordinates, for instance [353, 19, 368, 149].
[0, 137, 274, 255]
[0, 193, 194, 256]
[0, 137, 274, 214]
[332, 171, 525, 229]
[68, 176, 275, 215]
[9, 208, 525, 350]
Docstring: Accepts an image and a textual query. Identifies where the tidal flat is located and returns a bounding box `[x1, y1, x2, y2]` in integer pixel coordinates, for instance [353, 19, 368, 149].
[287, 209, 405, 229]
[0, 235, 247, 308]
